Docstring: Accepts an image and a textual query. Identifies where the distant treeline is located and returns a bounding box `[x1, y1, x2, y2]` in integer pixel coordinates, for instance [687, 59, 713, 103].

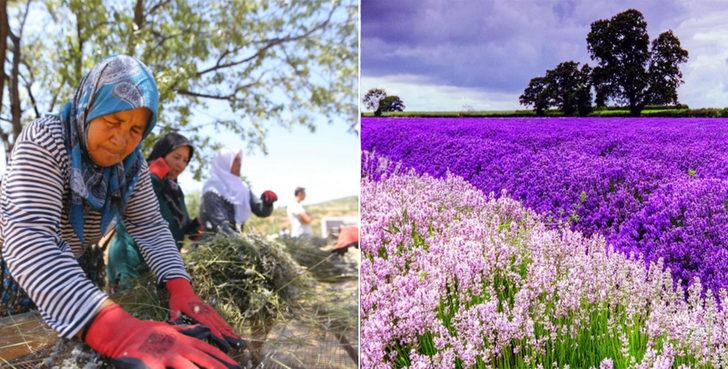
[362, 106, 728, 118]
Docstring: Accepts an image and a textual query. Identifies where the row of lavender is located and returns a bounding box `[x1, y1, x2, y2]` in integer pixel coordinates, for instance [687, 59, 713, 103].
[361, 170, 726, 369]
[361, 117, 728, 293]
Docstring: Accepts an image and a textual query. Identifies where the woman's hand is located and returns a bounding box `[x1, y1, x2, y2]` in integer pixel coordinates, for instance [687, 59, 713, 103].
[166, 278, 244, 351]
[84, 303, 240, 369]
[186, 217, 205, 241]
[149, 157, 171, 179]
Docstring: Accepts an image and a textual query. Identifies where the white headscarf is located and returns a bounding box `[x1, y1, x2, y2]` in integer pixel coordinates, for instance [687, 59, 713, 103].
[202, 149, 252, 225]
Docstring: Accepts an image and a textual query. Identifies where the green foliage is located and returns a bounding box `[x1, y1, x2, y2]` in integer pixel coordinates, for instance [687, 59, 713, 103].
[376, 95, 405, 115]
[646, 31, 689, 105]
[587, 9, 688, 115]
[13, 0, 357, 178]
[519, 77, 549, 115]
[363, 88, 387, 113]
[185, 190, 201, 219]
[521, 61, 592, 116]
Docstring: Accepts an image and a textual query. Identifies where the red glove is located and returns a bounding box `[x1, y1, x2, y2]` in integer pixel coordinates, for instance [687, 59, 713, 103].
[261, 190, 277, 204]
[149, 157, 171, 179]
[166, 278, 243, 351]
[85, 303, 240, 369]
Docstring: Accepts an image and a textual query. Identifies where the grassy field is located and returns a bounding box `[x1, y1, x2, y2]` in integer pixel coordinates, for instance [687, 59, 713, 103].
[245, 195, 359, 237]
[361, 106, 728, 118]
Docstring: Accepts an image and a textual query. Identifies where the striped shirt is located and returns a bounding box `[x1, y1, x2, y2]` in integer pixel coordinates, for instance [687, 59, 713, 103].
[0, 116, 190, 338]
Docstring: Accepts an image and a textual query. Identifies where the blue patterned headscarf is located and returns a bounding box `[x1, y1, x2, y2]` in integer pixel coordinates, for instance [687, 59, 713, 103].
[56, 55, 159, 243]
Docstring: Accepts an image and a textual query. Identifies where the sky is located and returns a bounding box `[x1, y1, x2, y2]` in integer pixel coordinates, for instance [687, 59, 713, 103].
[361, 0, 728, 111]
[177, 120, 359, 207]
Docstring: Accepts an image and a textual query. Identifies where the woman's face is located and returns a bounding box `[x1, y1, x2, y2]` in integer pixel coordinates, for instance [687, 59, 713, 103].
[87, 107, 150, 167]
[163, 145, 191, 180]
[230, 154, 241, 177]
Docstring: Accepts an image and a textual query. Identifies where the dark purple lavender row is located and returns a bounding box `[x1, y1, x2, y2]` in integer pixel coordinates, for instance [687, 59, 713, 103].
[361, 117, 728, 292]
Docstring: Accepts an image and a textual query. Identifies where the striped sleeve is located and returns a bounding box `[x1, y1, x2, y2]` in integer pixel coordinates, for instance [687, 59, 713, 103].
[0, 123, 107, 338]
[123, 160, 190, 284]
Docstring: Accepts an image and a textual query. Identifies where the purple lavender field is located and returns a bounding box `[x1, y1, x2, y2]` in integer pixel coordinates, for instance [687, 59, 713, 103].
[360, 117, 728, 369]
[362, 117, 728, 293]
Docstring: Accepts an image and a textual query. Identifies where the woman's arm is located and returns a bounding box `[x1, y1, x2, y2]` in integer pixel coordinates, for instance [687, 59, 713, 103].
[249, 189, 274, 218]
[122, 161, 190, 284]
[1, 123, 108, 338]
[200, 191, 237, 236]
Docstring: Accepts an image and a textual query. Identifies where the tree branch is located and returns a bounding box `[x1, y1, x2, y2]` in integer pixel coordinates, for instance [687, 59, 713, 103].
[177, 89, 235, 101]
[148, 0, 171, 15]
[47, 77, 64, 113]
[177, 72, 266, 102]
[19, 72, 39, 119]
[196, 5, 336, 77]
[133, 0, 144, 29]
[7, 0, 30, 141]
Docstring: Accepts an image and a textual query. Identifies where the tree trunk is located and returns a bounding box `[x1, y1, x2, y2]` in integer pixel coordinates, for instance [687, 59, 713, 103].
[9, 32, 21, 146]
[629, 102, 641, 116]
[74, 18, 84, 85]
[0, 0, 9, 161]
[627, 88, 641, 116]
[127, 0, 144, 55]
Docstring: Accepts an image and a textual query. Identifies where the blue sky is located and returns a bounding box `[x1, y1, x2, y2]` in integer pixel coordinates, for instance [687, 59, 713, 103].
[177, 121, 359, 207]
[361, 0, 728, 111]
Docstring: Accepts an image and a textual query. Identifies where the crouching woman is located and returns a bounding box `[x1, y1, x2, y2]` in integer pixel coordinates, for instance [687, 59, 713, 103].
[0, 55, 241, 368]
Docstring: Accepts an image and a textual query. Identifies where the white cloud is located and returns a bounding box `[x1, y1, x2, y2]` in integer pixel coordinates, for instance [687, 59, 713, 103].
[361, 74, 519, 111]
[674, 8, 728, 108]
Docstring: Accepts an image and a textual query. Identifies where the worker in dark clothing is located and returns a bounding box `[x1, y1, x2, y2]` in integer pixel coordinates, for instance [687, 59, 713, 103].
[200, 149, 277, 235]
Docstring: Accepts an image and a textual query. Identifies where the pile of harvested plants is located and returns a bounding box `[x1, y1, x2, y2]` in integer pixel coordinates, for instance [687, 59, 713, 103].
[278, 236, 356, 283]
[9, 233, 357, 368]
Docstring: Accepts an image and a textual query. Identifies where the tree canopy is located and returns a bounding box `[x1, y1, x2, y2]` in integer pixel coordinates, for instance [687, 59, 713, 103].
[0, 0, 357, 178]
[362, 88, 387, 113]
[587, 9, 688, 115]
[376, 95, 404, 115]
[520, 61, 592, 116]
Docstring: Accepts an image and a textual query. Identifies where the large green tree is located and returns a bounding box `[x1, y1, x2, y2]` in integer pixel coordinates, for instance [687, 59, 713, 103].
[1, 0, 357, 178]
[362, 88, 387, 113]
[520, 61, 592, 116]
[587, 9, 687, 115]
[645, 30, 689, 105]
[519, 76, 550, 115]
[375, 95, 404, 115]
[545, 61, 592, 116]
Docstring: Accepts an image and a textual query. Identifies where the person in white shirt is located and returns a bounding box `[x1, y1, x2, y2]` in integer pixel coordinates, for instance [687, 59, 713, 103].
[287, 187, 313, 237]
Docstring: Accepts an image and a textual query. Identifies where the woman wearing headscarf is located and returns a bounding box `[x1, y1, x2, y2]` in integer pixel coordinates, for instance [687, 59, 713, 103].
[107, 132, 201, 291]
[0, 55, 240, 368]
[200, 149, 277, 235]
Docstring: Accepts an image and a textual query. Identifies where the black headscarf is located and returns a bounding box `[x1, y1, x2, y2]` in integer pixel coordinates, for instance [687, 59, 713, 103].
[148, 132, 194, 228]
[148, 132, 195, 163]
